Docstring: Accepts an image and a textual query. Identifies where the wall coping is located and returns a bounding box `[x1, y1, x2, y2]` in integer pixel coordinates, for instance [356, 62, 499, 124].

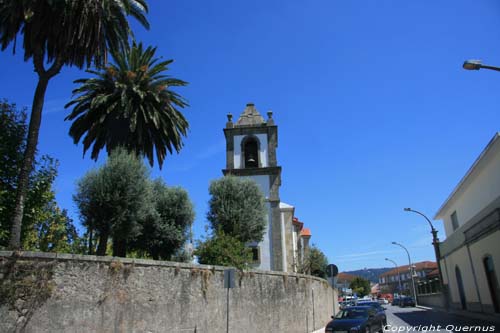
[0, 251, 331, 285]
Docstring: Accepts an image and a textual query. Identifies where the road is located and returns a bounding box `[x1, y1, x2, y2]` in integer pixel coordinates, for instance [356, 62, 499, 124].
[385, 304, 497, 332]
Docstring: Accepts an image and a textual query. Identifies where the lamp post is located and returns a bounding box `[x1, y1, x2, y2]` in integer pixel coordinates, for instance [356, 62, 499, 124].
[403, 208, 444, 289]
[391, 241, 418, 306]
[463, 60, 500, 72]
[385, 258, 403, 297]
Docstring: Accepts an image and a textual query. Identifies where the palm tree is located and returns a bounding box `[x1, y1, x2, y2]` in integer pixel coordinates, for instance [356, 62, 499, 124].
[0, 0, 149, 249]
[65, 42, 189, 168]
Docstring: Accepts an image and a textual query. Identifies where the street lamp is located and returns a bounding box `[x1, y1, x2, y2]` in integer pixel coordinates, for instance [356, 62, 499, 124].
[403, 208, 445, 292]
[385, 258, 403, 297]
[391, 241, 418, 306]
[462, 60, 500, 72]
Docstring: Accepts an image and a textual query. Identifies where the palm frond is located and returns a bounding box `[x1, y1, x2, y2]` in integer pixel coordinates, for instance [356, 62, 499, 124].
[65, 42, 189, 168]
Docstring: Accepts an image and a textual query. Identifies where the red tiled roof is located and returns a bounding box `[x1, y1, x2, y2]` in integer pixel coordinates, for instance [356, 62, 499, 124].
[292, 217, 304, 229]
[379, 261, 437, 277]
[337, 272, 358, 283]
[300, 228, 311, 237]
[427, 269, 440, 277]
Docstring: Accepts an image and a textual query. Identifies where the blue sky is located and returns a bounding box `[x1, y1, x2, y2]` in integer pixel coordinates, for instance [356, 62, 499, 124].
[2, 0, 500, 272]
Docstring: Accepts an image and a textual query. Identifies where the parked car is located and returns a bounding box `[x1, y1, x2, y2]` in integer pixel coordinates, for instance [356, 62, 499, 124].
[399, 296, 416, 307]
[325, 306, 384, 333]
[339, 300, 356, 310]
[355, 301, 387, 326]
[391, 297, 401, 306]
[377, 298, 389, 304]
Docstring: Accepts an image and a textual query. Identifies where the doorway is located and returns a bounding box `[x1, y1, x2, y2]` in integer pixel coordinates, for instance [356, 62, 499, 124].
[455, 266, 467, 310]
[483, 256, 500, 313]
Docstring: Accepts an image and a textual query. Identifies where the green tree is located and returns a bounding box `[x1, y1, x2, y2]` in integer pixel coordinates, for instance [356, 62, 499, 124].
[23, 203, 83, 254]
[65, 42, 189, 168]
[350, 276, 371, 297]
[131, 179, 194, 260]
[299, 244, 329, 278]
[0, 0, 149, 249]
[207, 176, 266, 243]
[0, 100, 27, 245]
[195, 233, 252, 270]
[0, 100, 80, 251]
[74, 148, 152, 257]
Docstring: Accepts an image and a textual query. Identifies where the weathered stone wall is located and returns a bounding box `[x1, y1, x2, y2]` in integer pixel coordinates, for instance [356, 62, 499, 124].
[418, 293, 445, 309]
[0, 251, 336, 333]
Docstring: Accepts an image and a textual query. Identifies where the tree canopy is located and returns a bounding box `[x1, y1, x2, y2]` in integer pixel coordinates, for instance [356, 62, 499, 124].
[0, 0, 149, 69]
[207, 176, 267, 243]
[195, 233, 252, 270]
[74, 149, 194, 259]
[74, 148, 151, 257]
[0, 100, 81, 252]
[131, 179, 194, 260]
[299, 244, 329, 278]
[350, 276, 371, 297]
[65, 42, 189, 168]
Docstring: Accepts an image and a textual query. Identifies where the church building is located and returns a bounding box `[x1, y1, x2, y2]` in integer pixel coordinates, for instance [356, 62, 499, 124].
[222, 103, 312, 272]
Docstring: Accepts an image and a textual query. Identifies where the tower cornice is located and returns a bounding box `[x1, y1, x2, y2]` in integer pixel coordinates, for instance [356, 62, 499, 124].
[222, 166, 281, 177]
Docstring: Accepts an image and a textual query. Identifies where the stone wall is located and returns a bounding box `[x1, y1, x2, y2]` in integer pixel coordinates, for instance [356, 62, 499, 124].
[418, 293, 445, 309]
[0, 251, 336, 333]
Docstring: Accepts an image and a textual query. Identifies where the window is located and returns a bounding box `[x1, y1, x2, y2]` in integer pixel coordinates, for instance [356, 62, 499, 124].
[451, 211, 459, 231]
[250, 246, 260, 263]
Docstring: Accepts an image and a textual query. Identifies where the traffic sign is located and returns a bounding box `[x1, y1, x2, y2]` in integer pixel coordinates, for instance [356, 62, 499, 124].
[327, 264, 339, 277]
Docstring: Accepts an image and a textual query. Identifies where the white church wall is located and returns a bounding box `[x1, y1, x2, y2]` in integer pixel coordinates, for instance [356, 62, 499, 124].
[233, 134, 268, 169]
[247, 175, 272, 270]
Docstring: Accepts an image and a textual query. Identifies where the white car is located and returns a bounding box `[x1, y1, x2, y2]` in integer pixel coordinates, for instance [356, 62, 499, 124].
[377, 298, 389, 304]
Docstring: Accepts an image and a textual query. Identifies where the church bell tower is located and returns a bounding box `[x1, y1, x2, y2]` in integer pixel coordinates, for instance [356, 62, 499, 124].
[222, 103, 284, 271]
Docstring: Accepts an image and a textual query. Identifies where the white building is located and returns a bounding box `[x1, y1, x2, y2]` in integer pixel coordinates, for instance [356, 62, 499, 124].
[434, 133, 500, 315]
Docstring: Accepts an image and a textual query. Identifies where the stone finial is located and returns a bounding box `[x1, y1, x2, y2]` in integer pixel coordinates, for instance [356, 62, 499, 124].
[266, 110, 274, 125]
[226, 113, 233, 128]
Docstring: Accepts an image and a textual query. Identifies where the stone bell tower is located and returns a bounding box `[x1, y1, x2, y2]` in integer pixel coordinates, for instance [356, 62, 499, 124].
[222, 103, 284, 271]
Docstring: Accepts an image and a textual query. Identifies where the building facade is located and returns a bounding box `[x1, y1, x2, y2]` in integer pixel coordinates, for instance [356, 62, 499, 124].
[223, 103, 311, 272]
[434, 133, 500, 315]
[378, 261, 438, 296]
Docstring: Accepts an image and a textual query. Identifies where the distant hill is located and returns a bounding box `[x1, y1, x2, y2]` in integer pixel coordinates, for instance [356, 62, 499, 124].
[342, 267, 392, 283]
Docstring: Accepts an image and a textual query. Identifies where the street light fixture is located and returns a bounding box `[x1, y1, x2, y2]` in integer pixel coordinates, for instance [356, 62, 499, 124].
[462, 59, 500, 72]
[391, 241, 418, 306]
[385, 258, 403, 297]
[403, 208, 445, 293]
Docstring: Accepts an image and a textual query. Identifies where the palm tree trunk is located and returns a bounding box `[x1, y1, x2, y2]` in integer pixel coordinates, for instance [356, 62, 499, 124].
[8, 54, 63, 250]
[9, 76, 50, 250]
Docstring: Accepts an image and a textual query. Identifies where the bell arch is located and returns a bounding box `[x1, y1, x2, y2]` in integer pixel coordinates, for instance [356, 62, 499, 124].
[241, 135, 260, 168]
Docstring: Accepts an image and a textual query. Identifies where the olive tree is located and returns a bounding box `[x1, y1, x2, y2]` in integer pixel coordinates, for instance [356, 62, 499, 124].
[207, 176, 266, 243]
[74, 148, 152, 256]
[131, 179, 194, 260]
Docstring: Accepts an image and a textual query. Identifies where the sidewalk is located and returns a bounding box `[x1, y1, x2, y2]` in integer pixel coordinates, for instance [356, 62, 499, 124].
[416, 305, 500, 325]
[310, 328, 324, 333]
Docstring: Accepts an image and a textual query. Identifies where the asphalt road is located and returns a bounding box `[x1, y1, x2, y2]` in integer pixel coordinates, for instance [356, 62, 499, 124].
[385, 305, 497, 332]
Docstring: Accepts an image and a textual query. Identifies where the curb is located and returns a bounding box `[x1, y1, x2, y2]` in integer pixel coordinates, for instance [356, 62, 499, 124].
[310, 328, 324, 333]
[417, 305, 500, 325]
